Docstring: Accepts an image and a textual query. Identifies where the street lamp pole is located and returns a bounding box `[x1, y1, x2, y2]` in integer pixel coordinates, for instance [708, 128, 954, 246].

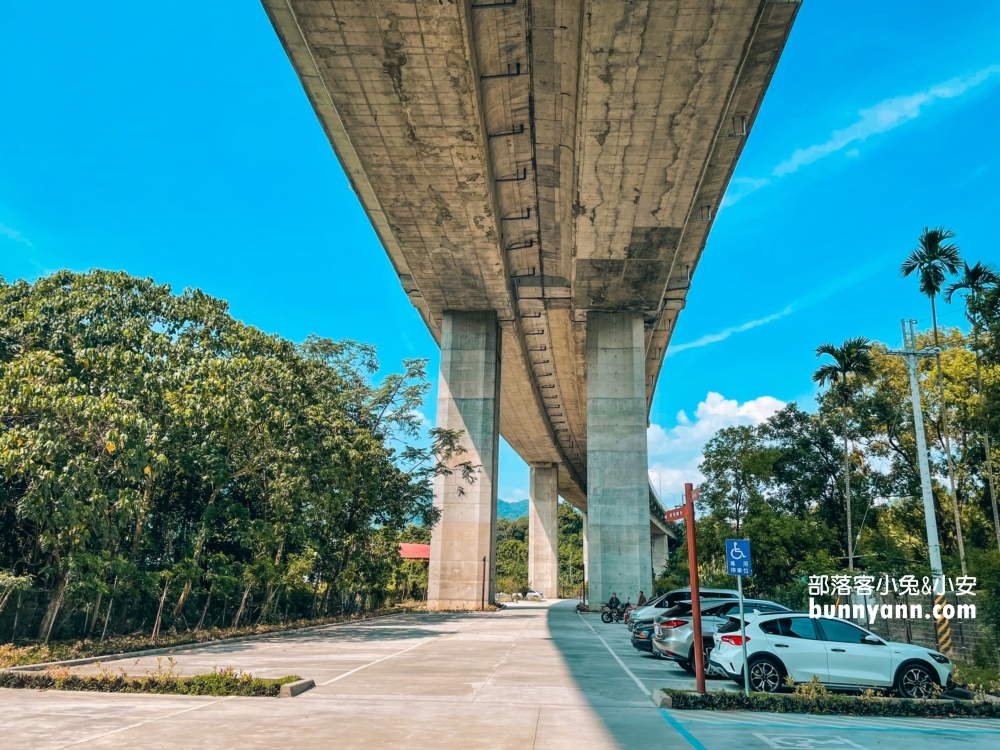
[887, 320, 944, 584]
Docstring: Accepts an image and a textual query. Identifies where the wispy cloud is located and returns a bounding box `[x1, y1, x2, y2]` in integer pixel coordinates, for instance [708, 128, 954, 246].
[0, 222, 33, 247]
[667, 252, 897, 357]
[723, 64, 1000, 206]
[667, 307, 792, 356]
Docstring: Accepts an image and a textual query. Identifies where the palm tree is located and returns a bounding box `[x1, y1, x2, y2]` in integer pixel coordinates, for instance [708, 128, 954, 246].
[813, 337, 874, 571]
[900, 227, 966, 573]
[946, 261, 1000, 552]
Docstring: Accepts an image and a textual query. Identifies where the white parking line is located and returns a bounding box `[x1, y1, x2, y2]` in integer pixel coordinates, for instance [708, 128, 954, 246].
[320, 639, 430, 685]
[55, 697, 234, 748]
[577, 613, 650, 696]
[320, 616, 481, 686]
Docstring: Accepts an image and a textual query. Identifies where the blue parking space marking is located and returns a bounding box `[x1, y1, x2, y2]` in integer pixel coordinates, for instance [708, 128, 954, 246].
[670, 710, 1000, 735]
[659, 709, 710, 750]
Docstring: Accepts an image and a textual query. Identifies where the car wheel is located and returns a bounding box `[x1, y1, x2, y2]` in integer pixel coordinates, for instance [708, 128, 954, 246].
[747, 657, 784, 693]
[686, 642, 715, 674]
[896, 663, 936, 699]
[678, 660, 695, 674]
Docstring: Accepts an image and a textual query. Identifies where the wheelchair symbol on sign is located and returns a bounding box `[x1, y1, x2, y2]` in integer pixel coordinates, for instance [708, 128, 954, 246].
[729, 541, 746, 561]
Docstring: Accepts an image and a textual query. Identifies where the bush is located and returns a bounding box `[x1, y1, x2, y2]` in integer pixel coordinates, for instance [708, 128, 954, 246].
[659, 688, 1000, 717]
[0, 661, 299, 697]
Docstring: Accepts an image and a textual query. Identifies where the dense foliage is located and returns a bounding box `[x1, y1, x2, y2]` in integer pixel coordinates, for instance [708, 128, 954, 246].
[657, 240, 1000, 658]
[494, 502, 584, 597]
[0, 271, 467, 644]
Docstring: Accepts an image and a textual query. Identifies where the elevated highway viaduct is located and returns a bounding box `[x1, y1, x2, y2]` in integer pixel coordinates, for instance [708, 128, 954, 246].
[264, 0, 798, 608]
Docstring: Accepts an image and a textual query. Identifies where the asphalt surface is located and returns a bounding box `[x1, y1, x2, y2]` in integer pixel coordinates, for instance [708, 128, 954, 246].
[1, 600, 998, 749]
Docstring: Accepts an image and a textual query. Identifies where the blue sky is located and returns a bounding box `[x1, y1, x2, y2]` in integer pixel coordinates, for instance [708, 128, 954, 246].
[2, 2, 999, 510]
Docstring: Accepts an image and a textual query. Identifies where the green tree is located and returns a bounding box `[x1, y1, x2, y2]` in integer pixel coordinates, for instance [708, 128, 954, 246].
[699, 425, 777, 533]
[0, 271, 451, 645]
[900, 226, 966, 573]
[813, 337, 874, 571]
[946, 261, 1000, 550]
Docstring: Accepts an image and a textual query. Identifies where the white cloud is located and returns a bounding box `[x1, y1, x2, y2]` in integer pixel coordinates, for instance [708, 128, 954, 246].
[666, 250, 898, 358]
[722, 64, 1000, 206]
[773, 65, 1000, 177]
[648, 392, 785, 502]
[0, 222, 32, 247]
[721, 176, 771, 208]
[667, 307, 792, 356]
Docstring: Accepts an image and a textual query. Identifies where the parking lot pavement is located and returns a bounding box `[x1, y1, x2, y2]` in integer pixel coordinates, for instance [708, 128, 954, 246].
[664, 708, 1000, 750]
[2, 600, 999, 749]
[570, 610, 735, 694]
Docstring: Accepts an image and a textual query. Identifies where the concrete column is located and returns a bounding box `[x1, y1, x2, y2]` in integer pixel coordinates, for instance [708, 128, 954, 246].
[427, 311, 501, 610]
[586, 311, 652, 607]
[582, 512, 589, 606]
[651, 534, 669, 579]
[528, 464, 559, 599]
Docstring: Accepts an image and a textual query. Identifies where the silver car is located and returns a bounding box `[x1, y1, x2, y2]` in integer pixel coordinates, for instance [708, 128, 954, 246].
[652, 598, 789, 673]
[628, 587, 738, 632]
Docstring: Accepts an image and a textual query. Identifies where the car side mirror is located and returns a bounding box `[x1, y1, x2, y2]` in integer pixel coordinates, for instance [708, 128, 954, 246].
[862, 634, 884, 645]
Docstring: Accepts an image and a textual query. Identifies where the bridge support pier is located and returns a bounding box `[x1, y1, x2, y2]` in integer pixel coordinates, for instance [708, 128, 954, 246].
[528, 463, 559, 599]
[582, 513, 589, 606]
[651, 534, 669, 580]
[586, 312, 653, 608]
[427, 311, 501, 610]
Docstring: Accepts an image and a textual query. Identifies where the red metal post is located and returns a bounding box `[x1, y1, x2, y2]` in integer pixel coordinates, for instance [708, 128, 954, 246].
[685, 482, 706, 694]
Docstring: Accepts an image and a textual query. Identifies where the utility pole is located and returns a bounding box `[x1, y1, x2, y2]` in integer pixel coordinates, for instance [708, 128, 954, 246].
[887, 320, 944, 585]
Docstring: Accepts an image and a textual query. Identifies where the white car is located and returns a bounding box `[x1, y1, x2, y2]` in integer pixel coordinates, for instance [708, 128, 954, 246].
[710, 612, 952, 698]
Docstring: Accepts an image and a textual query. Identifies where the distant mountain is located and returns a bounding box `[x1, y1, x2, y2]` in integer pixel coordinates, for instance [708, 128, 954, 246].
[497, 499, 528, 520]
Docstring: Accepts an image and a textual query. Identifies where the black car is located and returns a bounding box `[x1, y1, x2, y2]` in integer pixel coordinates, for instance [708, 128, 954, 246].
[630, 622, 655, 653]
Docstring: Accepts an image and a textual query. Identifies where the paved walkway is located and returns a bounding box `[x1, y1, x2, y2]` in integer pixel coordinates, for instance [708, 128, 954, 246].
[2, 600, 999, 749]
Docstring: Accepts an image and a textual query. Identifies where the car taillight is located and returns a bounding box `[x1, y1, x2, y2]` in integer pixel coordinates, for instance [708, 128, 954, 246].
[660, 620, 686, 629]
[720, 635, 749, 646]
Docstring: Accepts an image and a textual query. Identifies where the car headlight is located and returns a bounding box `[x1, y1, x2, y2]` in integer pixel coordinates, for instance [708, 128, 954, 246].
[927, 652, 949, 664]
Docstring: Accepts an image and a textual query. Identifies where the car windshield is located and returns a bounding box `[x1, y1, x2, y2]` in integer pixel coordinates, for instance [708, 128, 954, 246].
[662, 603, 692, 616]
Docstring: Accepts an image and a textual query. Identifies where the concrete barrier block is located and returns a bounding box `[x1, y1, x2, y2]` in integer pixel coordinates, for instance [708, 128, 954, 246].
[650, 689, 672, 708]
[279, 678, 315, 698]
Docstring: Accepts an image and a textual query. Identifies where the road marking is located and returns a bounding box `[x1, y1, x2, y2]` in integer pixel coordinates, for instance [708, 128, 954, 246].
[320, 615, 481, 686]
[674, 714, 1000, 734]
[754, 734, 867, 749]
[55, 697, 234, 748]
[576, 613, 650, 696]
[659, 709, 709, 750]
[320, 640, 430, 685]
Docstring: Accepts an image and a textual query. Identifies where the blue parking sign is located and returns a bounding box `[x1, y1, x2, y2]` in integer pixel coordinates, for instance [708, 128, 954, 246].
[726, 539, 752, 577]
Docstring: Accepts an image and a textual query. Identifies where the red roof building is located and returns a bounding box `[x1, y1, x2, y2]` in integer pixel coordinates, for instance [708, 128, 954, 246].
[398, 543, 431, 561]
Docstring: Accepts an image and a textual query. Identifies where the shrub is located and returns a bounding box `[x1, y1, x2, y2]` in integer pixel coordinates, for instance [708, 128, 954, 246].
[659, 688, 1000, 717]
[0, 662, 299, 697]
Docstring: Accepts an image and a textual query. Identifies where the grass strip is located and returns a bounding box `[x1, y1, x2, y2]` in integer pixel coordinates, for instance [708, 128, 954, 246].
[660, 688, 1000, 718]
[0, 668, 301, 697]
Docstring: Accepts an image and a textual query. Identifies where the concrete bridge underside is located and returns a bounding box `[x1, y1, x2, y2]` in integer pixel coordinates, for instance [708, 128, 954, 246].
[264, 0, 798, 607]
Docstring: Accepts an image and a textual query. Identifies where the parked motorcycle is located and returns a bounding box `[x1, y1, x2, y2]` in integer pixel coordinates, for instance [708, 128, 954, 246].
[601, 600, 631, 623]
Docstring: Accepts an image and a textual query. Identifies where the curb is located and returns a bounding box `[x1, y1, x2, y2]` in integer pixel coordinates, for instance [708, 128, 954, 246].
[651, 689, 672, 708]
[279, 678, 315, 698]
[653, 688, 1000, 713]
[2, 609, 413, 673]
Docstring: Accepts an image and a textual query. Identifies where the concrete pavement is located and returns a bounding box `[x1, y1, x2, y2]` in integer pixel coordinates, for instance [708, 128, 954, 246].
[2, 600, 999, 749]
